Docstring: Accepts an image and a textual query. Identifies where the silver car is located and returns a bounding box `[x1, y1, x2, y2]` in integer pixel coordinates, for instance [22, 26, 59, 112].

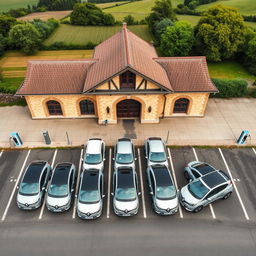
[146, 164, 178, 215]
[145, 137, 168, 167]
[112, 166, 140, 216]
[179, 170, 233, 213]
[17, 161, 51, 210]
[83, 138, 105, 171]
[114, 138, 136, 170]
[46, 162, 76, 212]
[77, 169, 104, 219]
[184, 161, 216, 181]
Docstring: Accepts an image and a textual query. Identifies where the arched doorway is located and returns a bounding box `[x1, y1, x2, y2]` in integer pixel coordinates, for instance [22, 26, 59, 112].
[117, 99, 141, 118]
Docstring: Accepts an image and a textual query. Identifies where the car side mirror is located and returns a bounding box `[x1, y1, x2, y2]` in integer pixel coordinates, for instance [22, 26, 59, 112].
[145, 156, 148, 159]
[138, 192, 141, 196]
[189, 179, 193, 183]
[71, 189, 74, 192]
[16, 186, 19, 190]
[104, 158, 106, 161]
[102, 195, 105, 198]
[81, 157, 84, 161]
[135, 158, 137, 161]
[75, 194, 78, 198]
[111, 192, 114, 196]
[42, 187, 45, 190]
[167, 156, 170, 159]
[112, 158, 115, 161]
[150, 192, 153, 195]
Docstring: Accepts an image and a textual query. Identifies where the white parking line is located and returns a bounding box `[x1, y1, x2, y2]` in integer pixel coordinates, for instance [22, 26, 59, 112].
[1, 150, 31, 222]
[167, 148, 183, 218]
[39, 149, 58, 220]
[72, 148, 83, 219]
[252, 147, 256, 156]
[192, 147, 216, 219]
[218, 148, 249, 220]
[0, 150, 3, 159]
[106, 148, 112, 219]
[137, 148, 147, 218]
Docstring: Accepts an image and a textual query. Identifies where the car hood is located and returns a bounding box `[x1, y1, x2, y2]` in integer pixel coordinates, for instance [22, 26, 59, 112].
[149, 160, 168, 167]
[114, 198, 138, 211]
[180, 185, 200, 205]
[17, 193, 39, 205]
[77, 201, 101, 214]
[47, 195, 70, 207]
[155, 197, 178, 210]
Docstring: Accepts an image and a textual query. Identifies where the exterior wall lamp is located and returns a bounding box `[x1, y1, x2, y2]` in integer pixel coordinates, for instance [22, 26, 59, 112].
[148, 106, 152, 113]
[106, 106, 110, 114]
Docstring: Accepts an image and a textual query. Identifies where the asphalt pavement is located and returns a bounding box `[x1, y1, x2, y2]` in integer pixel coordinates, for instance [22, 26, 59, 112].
[0, 147, 256, 256]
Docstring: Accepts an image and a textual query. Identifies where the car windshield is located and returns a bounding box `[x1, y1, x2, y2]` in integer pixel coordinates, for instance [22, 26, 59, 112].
[79, 190, 100, 204]
[156, 185, 176, 200]
[116, 153, 133, 164]
[116, 187, 136, 201]
[84, 153, 102, 164]
[49, 184, 68, 197]
[188, 180, 209, 199]
[19, 182, 39, 196]
[149, 152, 166, 162]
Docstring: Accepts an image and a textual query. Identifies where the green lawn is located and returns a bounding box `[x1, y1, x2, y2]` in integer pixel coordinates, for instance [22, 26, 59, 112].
[197, 0, 256, 15]
[0, 0, 37, 12]
[208, 61, 256, 81]
[44, 24, 153, 45]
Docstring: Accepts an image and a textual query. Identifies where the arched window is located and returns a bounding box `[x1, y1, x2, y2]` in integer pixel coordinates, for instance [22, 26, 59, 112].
[173, 98, 189, 113]
[79, 99, 95, 115]
[120, 71, 136, 90]
[46, 100, 63, 115]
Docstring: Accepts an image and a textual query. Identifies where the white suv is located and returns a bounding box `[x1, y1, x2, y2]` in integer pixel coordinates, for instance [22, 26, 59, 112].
[83, 138, 105, 171]
[113, 138, 136, 170]
[145, 137, 168, 167]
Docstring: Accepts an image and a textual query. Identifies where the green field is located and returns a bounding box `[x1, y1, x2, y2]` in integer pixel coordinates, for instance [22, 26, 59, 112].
[44, 24, 153, 45]
[197, 0, 256, 15]
[0, 0, 37, 12]
[208, 61, 256, 81]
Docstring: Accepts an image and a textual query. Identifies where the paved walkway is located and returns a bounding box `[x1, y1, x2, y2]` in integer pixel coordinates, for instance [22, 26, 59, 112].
[0, 98, 256, 148]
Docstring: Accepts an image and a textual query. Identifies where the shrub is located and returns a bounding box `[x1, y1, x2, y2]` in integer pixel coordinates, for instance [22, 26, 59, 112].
[42, 41, 97, 50]
[211, 78, 248, 98]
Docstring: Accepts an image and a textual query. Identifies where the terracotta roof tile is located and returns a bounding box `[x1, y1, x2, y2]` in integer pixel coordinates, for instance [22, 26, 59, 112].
[154, 57, 218, 92]
[17, 60, 95, 95]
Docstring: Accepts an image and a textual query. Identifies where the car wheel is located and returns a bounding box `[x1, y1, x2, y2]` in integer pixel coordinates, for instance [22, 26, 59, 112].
[222, 192, 232, 200]
[193, 205, 203, 213]
[184, 171, 189, 180]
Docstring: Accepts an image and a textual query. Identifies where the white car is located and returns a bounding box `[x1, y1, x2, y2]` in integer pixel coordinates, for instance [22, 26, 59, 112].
[83, 138, 105, 171]
[112, 166, 140, 216]
[114, 138, 136, 170]
[77, 169, 104, 219]
[145, 137, 168, 167]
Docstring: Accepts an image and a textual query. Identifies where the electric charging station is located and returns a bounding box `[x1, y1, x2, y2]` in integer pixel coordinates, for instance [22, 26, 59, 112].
[43, 131, 51, 145]
[10, 132, 23, 146]
[237, 130, 250, 145]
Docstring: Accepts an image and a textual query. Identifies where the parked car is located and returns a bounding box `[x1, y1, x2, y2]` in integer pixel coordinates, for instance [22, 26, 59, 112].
[114, 138, 136, 170]
[46, 162, 76, 212]
[17, 161, 51, 210]
[184, 161, 216, 181]
[179, 170, 233, 213]
[145, 137, 168, 167]
[146, 164, 178, 215]
[83, 138, 105, 171]
[112, 166, 140, 216]
[77, 169, 104, 219]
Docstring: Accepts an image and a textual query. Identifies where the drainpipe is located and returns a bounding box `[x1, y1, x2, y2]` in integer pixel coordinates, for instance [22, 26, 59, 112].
[161, 94, 167, 119]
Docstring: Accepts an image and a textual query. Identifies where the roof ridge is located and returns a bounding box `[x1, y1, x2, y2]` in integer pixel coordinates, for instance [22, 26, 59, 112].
[122, 23, 132, 66]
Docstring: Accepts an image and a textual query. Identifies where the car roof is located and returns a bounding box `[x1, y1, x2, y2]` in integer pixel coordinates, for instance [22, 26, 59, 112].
[149, 139, 164, 153]
[86, 139, 102, 154]
[51, 163, 71, 185]
[81, 170, 99, 191]
[117, 140, 132, 154]
[152, 165, 173, 187]
[22, 162, 46, 183]
[201, 171, 227, 189]
[194, 163, 215, 176]
[117, 168, 134, 188]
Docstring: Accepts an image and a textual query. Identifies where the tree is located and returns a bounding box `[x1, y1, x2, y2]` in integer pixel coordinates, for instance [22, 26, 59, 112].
[123, 15, 136, 25]
[9, 23, 41, 55]
[0, 34, 6, 56]
[194, 5, 246, 62]
[244, 36, 256, 75]
[160, 21, 194, 56]
[70, 3, 114, 26]
[0, 15, 17, 37]
[147, 0, 176, 35]
[154, 18, 174, 42]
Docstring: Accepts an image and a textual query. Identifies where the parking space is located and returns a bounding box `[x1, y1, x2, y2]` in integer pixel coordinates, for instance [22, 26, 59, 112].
[0, 146, 255, 224]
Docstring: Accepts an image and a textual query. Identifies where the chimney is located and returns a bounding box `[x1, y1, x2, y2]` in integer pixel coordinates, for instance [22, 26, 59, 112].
[122, 22, 127, 29]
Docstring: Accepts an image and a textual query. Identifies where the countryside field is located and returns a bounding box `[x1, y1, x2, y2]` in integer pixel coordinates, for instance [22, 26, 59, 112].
[17, 10, 71, 21]
[44, 24, 153, 45]
[197, 0, 256, 15]
[0, 0, 37, 11]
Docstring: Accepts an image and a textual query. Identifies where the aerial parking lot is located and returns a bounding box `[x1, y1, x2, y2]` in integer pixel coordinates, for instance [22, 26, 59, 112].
[0, 146, 256, 256]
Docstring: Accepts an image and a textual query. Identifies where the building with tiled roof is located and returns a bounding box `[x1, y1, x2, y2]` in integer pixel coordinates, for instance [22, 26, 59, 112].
[17, 23, 218, 124]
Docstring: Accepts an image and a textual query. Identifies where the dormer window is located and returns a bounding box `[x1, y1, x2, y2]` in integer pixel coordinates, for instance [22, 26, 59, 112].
[120, 71, 136, 90]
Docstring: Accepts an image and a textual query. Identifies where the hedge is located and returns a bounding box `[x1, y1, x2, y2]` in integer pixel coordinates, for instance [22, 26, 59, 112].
[41, 41, 97, 50]
[211, 78, 248, 98]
